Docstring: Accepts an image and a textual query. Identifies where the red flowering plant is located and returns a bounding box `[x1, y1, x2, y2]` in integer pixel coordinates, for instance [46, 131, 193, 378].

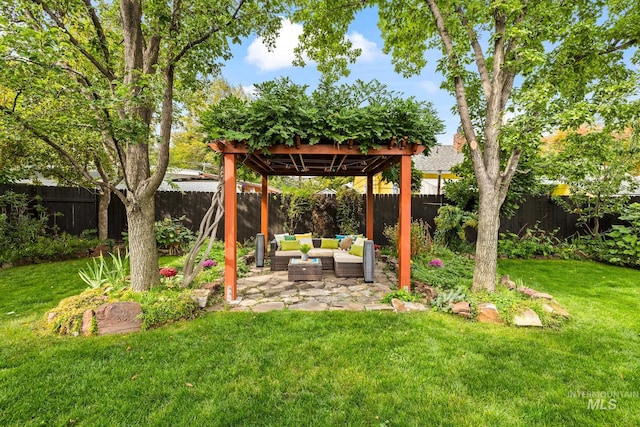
[159, 267, 181, 288]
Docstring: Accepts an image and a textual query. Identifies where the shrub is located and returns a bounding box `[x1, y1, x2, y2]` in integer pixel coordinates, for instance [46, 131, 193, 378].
[154, 216, 195, 255]
[498, 222, 564, 259]
[431, 287, 467, 313]
[433, 205, 477, 252]
[597, 203, 640, 267]
[0, 191, 99, 264]
[383, 219, 432, 257]
[336, 187, 363, 235]
[127, 288, 200, 330]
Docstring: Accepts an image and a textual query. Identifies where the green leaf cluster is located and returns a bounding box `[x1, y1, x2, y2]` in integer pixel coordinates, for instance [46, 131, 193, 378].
[200, 78, 443, 153]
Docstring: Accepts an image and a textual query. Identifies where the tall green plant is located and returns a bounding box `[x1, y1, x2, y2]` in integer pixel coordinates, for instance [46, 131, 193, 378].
[336, 188, 363, 235]
[434, 206, 477, 252]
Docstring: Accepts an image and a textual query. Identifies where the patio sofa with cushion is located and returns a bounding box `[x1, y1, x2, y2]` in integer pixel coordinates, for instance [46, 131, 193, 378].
[268, 234, 375, 282]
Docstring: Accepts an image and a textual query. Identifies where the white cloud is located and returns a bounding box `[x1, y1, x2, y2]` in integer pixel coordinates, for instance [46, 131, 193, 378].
[346, 31, 381, 63]
[245, 19, 304, 72]
[244, 20, 382, 72]
[419, 80, 440, 94]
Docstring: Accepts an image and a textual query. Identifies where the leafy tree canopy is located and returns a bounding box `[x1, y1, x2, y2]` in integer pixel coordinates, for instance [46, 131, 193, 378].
[200, 77, 444, 153]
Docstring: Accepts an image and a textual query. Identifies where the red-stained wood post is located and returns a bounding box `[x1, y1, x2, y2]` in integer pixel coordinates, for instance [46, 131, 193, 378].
[366, 174, 374, 240]
[261, 174, 269, 262]
[398, 155, 412, 291]
[224, 153, 237, 301]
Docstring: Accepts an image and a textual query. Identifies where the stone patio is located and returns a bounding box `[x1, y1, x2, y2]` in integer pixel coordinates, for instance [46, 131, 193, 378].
[227, 262, 399, 312]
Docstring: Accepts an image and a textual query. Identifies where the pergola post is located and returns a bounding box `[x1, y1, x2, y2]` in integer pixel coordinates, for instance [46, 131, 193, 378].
[398, 155, 412, 291]
[224, 153, 237, 301]
[261, 174, 269, 262]
[366, 174, 374, 240]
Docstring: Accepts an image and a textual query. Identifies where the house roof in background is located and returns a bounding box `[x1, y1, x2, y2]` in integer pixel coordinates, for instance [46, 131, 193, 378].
[413, 145, 464, 174]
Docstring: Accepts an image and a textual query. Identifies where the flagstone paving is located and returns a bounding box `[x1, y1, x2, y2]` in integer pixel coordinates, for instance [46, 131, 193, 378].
[228, 262, 399, 312]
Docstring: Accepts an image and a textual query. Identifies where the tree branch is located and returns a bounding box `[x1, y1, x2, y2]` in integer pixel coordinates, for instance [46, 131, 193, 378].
[425, 0, 487, 186]
[82, 0, 113, 76]
[454, 5, 491, 100]
[172, 0, 247, 64]
[31, 0, 115, 81]
[0, 105, 106, 190]
[499, 148, 522, 204]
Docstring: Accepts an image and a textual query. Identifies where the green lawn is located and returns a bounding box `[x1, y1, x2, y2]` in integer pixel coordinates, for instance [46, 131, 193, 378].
[1, 259, 639, 426]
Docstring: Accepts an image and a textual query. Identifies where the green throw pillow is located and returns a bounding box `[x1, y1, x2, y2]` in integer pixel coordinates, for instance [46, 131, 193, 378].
[280, 240, 301, 251]
[349, 244, 364, 257]
[284, 235, 297, 241]
[321, 238, 339, 249]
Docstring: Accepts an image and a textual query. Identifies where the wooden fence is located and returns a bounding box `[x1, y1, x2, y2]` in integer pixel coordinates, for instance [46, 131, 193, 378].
[2, 184, 638, 244]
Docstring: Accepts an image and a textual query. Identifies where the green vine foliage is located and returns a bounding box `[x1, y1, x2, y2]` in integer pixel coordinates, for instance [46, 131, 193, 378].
[282, 189, 317, 234]
[200, 78, 443, 152]
[336, 187, 363, 235]
[434, 205, 478, 252]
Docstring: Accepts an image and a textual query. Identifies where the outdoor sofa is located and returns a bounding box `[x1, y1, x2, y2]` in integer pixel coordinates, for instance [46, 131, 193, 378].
[269, 236, 375, 282]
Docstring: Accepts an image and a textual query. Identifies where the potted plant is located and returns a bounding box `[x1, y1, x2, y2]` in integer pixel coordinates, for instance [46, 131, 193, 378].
[300, 243, 311, 261]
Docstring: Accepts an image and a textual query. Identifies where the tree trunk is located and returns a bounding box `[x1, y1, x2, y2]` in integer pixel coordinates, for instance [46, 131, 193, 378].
[126, 194, 159, 292]
[472, 189, 500, 292]
[97, 188, 111, 240]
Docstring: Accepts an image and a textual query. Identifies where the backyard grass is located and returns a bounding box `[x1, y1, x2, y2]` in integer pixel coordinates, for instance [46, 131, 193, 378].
[1, 258, 639, 426]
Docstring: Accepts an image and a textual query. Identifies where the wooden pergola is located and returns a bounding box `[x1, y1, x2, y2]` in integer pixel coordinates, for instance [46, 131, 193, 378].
[209, 139, 424, 301]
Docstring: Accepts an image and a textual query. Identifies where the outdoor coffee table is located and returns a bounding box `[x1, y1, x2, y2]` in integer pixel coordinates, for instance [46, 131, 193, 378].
[288, 258, 322, 281]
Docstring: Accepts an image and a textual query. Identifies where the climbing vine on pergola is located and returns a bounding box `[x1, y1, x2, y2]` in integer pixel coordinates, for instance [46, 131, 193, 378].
[203, 78, 444, 300]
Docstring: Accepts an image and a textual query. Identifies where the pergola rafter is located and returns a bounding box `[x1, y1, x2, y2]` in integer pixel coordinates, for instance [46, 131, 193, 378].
[209, 139, 423, 301]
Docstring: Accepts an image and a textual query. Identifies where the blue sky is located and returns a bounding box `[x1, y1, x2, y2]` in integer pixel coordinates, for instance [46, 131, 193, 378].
[220, 9, 459, 145]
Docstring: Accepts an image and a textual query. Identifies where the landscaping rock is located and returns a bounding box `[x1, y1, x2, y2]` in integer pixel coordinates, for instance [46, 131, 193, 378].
[403, 302, 427, 312]
[477, 303, 502, 324]
[513, 308, 543, 327]
[517, 286, 553, 300]
[95, 302, 142, 335]
[252, 302, 285, 312]
[452, 301, 471, 318]
[543, 302, 570, 318]
[413, 281, 438, 300]
[191, 288, 213, 308]
[500, 275, 516, 290]
[81, 309, 95, 336]
[391, 298, 407, 312]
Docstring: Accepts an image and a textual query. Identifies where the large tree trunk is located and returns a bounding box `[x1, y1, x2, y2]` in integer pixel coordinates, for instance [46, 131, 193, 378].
[472, 187, 501, 293]
[126, 193, 159, 292]
[97, 188, 111, 240]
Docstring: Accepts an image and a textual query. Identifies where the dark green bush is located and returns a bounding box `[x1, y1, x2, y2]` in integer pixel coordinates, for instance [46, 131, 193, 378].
[433, 205, 477, 252]
[154, 216, 195, 255]
[498, 223, 565, 259]
[0, 191, 99, 264]
[597, 203, 640, 268]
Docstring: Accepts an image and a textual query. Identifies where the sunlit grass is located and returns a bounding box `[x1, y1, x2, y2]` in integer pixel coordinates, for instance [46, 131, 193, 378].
[0, 258, 638, 426]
